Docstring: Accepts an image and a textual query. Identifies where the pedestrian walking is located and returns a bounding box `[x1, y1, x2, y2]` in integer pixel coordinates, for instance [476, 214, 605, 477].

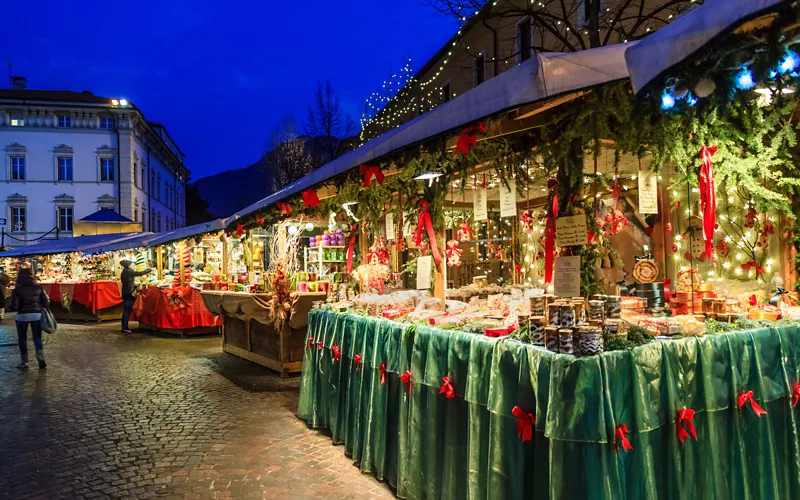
[0, 272, 9, 322]
[10, 268, 49, 369]
[119, 260, 150, 333]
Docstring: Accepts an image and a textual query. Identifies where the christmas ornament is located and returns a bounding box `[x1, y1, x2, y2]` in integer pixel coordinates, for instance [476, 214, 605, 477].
[301, 189, 320, 209]
[439, 376, 456, 399]
[743, 208, 757, 228]
[676, 408, 698, 444]
[446, 239, 462, 267]
[758, 220, 774, 249]
[455, 122, 486, 155]
[457, 222, 474, 242]
[395, 234, 407, 253]
[368, 236, 391, 266]
[511, 406, 535, 442]
[715, 239, 729, 258]
[360, 163, 384, 187]
[520, 210, 534, 233]
[276, 202, 291, 217]
[737, 391, 767, 417]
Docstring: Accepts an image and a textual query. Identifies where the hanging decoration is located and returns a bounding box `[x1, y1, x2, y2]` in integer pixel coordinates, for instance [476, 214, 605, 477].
[302, 189, 321, 209]
[255, 214, 265, 226]
[379, 363, 387, 386]
[457, 221, 474, 242]
[520, 210, 534, 233]
[793, 383, 800, 407]
[615, 424, 633, 453]
[331, 345, 341, 362]
[544, 179, 559, 284]
[307, 336, 314, 349]
[277, 202, 292, 217]
[698, 145, 719, 261]
[741, 261, 766, 277]
[414, 200, 442, 265]
[236, 223, 244, 238]
[676, 408, 698, 444]
[737, 391, 767, 417]
[511, 406, 535, 443]
[455, 122, 486, 155]
[360, 163, 384, 187]
[400, 370, 412, 395]
[439, 376, 456, 399]
[354, 354, 362, 371]
[368, 236, 391, 266]
[446, 239, 462, 267]
[346, 224, 358, 272]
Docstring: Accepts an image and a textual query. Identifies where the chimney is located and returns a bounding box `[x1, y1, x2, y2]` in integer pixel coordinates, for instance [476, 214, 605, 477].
[10, 76, 26, 90]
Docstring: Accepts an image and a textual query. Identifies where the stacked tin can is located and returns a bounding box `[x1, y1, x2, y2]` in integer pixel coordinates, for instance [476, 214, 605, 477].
[530, 316, 547, 346]
[543, 297, 604, 355]
[602, 295, 624, 340]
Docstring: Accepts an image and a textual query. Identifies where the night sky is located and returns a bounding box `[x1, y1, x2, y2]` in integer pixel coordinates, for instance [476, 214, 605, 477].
[3, 0, 456, 180]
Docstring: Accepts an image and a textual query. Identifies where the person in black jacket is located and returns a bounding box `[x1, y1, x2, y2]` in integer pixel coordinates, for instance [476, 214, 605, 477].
[10, 268, 50, 369]
[119, 260, 150, 333]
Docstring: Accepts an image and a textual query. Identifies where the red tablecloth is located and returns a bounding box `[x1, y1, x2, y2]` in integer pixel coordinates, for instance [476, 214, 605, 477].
[132, 286, 219, 330]
[41, 281, 123, 314]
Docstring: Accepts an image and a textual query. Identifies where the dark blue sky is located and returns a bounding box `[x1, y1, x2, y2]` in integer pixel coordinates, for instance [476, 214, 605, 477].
[4, 0, 456, 180]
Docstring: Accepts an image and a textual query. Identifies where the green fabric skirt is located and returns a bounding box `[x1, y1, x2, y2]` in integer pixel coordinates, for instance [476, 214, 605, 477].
[297, 310, 800, 499]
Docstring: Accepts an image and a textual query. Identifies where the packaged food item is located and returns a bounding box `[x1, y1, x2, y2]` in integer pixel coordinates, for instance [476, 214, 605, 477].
[558, 329, 574, 354]
[545, 327, 560, 352]
[560, 304, 576, 328]
[530, 316, 546, 346]
[578, 326, 604, 355]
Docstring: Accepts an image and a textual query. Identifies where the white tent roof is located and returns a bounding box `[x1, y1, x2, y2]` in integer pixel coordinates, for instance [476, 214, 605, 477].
[145, 219, 227, 247]
[228, 42, 634, 224]
[625, 0, 791, 94]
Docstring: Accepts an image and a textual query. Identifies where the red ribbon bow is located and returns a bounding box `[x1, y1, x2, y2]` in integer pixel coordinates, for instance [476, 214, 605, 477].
[749, 294, 758, 306]
[544, 178, 559, 284]
[317, 341, 324, 350]
[331, 345, 341, 361]
[511, 406, 535, 442]
[255, 214, 265, 226]
[236, 223, 245, 237]
[277, 202, 292, 217]
[738, 391, 768, 417]
[793, 383, 800, 407]
[379, 363, 387, 385]
[302, 189, 320, 209]
[354, 354, 361, 371]
[455, 122, 486, 155]
[400, 370, 412, 395]
[615, 424, 633, 452]
[307, 336, 314, 349]
[346, 224, 357, 272]
[676, 408, 698, 444]
[698, 145, 718, 261]
[439, 376, 456, 399]
[360, 163, 384, 188]
[414, 201, 443, 265]
[741, 261, 766, 277]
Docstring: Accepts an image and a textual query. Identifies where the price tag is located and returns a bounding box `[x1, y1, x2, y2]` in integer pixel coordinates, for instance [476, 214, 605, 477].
[556, 214, 588, 247]
[416, 255, 432, 290]
[499, 180, 517, 218]
[638, 172, 659, 214]
[473, 187, 488, 221]
[554, 256, 581, 297]
[386, 213, 395, 240]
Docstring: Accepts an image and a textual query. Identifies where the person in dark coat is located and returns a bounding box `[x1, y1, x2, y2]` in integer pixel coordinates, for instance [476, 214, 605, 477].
[10, 268, 50, 369]
[119, 260, 150, 333]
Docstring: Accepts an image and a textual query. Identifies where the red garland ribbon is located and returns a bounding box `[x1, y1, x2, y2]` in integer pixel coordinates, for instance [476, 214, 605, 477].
[414, 201, 443, 265]
[360, 163, 384, 188]
[317, 341, 324, 351]
[307, 336, 314, 349]
[793, 383, 800, 407]
[379, 363, 387, 385]
[346, 224, 358, 272]
[302, 189, 320, 209]
[400, 370, 412, 395]
[236, 223, 245, 238]
[676, 408, 698, 444]
[455, 122, 486, 156]
[511, 406, 535, 442]
[277, 202, 292, 217]
[741, 261, 766, 277]
[544, 178, 559, 284]
[738, 391, 768, 417]
[439, 376, 456, 399]
[698, 145, 718, 261]
[331, 345, 341, 361]
[354, 354, 362, 371]
[615, 424, 633, 453]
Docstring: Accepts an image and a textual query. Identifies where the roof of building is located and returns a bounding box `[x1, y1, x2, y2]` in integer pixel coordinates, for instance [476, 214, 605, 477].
[0, 89, 119, 106]
[77, 210, 136, 224]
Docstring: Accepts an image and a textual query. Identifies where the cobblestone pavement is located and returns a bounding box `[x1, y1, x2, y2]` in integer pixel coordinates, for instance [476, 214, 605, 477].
[0, 318, 393, 500]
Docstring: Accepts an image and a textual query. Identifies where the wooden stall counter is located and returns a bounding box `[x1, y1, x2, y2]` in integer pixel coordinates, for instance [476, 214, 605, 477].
[132, 285, 220, 337]
[40, 281, 124, 322]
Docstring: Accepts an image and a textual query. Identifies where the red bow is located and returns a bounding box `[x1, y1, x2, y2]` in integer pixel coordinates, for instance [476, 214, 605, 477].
[741, 261, 766, 277]
[511, 406, 535, 442]
[793, 383, 800, 407]
[236, 223, 245, 237]
[307, 336, 314, 349]
[738, 391, 768, 417]
[698, 145, 718, 261]
[615, 424, 633, 452]
[354, 354, 361, 371]
[439, 376, 456, 399]
[400, 370, 412, 395]
[360, 163, 384, 188]
[255, 214, 265, 226]
[277, 202, 292, 216]
[414, 201, 442, 265]
[676, 408, 698, 444]
[346, 224, 357, 272]
[317, 341, 323, 350]
[749, 295, 758, 306]
[455, 122, 486, 155]
[379, 363, 387, 385]
[302, 189, 320, 209]
[331, 345, 341, 361]
[544, 179, 559, 284]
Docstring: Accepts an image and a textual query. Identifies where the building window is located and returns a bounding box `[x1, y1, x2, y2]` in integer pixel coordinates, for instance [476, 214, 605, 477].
[9, 113, 24, 127]
[517, 17, 533, 63]
[11, 206, 25, 232]
[157, 174, 162, 200]
[99, 117, 114, 130]
[134, 200, 139, 222]
[58, 157, 73, 181]
[141, 166, 146, 190]
[443, 82, 452, 103]
[10, 157, 25, 181]
[57, 115, 72, 128]
[151, 171, 156, 195]
[100, 158, 115, 181]
[474, 52, 486, 86]
[58, 207, 74, 232]
[157, 212, 162, 232]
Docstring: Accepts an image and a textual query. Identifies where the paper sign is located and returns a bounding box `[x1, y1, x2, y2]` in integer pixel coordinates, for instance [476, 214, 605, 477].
[554, 256, 581, 298]
[499, 180, 517, 218]
[638, 172, 659, 214]
[473, 187, 488, 221]
[416, 255, 432, 290]
[386, 213, 395, 240]
[403, 211, 414, 237]
[556, 214, 588, 247]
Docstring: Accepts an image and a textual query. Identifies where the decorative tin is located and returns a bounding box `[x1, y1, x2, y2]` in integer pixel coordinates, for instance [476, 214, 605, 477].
[588, 300, 605, 321]
[571, 299, 586, 324]
[578, 327, 604, 355]
[548, 304, 561, 326]
[603, 319, 623, 337]
[560, 304, 576, 328]
[558, 328, 574, 354]
[605, 296, 622, 319]
[530, 296, 546, 316]
[530, 316, 546, 345]
[546, 327, 560, 352]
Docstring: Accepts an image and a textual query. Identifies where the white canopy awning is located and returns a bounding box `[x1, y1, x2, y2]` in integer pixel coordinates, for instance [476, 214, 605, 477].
[625, 0, 792, 94]
[145, 219, 227, 247]
[228, 42, 634, 225]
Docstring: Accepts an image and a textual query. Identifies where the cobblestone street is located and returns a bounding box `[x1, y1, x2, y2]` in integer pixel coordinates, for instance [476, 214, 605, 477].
[0, 319, 393, 500]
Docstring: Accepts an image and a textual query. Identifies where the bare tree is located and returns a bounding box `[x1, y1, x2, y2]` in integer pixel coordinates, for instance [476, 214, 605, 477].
[305, 80, 356, 164]
[267, 115, 314, 192]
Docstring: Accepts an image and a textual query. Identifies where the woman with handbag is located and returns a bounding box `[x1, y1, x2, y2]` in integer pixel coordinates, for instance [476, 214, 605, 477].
[10, 268, 50, 369]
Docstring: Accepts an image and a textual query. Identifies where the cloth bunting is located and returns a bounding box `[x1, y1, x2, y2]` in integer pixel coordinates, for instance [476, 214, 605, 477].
[353, 354, 361, 371]
[738, 391, 767, 417]
[346, 224, 358, 272]
[793, 383, 800, 407]
[302, 189, 320, 209]
[236, 223, 244, 238]
[414, 201, 442, 265]
[400, 370, 412, 395]
[439, 376, 456, 399]
[455, 122, 486, 155]
[306, 336, 314, 349]
[676, 408, 698, 444]
[277, 202, 292, 217]
[379, 363, 387, 385]
[446, 240, 462, 267]
[615, 424, 633, 452]
[698, 145, 718, 261]
[331, 345, 341, 362]
[511, 406, 535, 442]
[544, 178, 559, 284]
[360, 163, 384, 188]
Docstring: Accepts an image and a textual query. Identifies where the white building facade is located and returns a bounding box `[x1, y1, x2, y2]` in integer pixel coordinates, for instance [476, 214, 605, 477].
[0, 89, 188, 247]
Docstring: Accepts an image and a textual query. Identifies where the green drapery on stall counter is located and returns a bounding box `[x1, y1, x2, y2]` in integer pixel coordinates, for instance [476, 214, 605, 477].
[297, 310, 800, 499]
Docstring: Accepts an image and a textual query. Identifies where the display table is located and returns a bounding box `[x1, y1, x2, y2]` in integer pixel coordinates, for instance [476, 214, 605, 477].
[201, 290, 327, 377]
[298, 310, 800, 499]
[41, 281, 124, 322]
[132, 285, 220, 337]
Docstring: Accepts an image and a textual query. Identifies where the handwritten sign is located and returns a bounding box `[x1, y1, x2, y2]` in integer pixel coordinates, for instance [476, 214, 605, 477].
[638, 172, 659, 214]
[554, 256, 581, 297]
[556, 214, 588, 247]
[473, 187, 488, 221]
[416, 255, 432, 290]
[499, 180, 517, 218]
[386, 212, 395, 240]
